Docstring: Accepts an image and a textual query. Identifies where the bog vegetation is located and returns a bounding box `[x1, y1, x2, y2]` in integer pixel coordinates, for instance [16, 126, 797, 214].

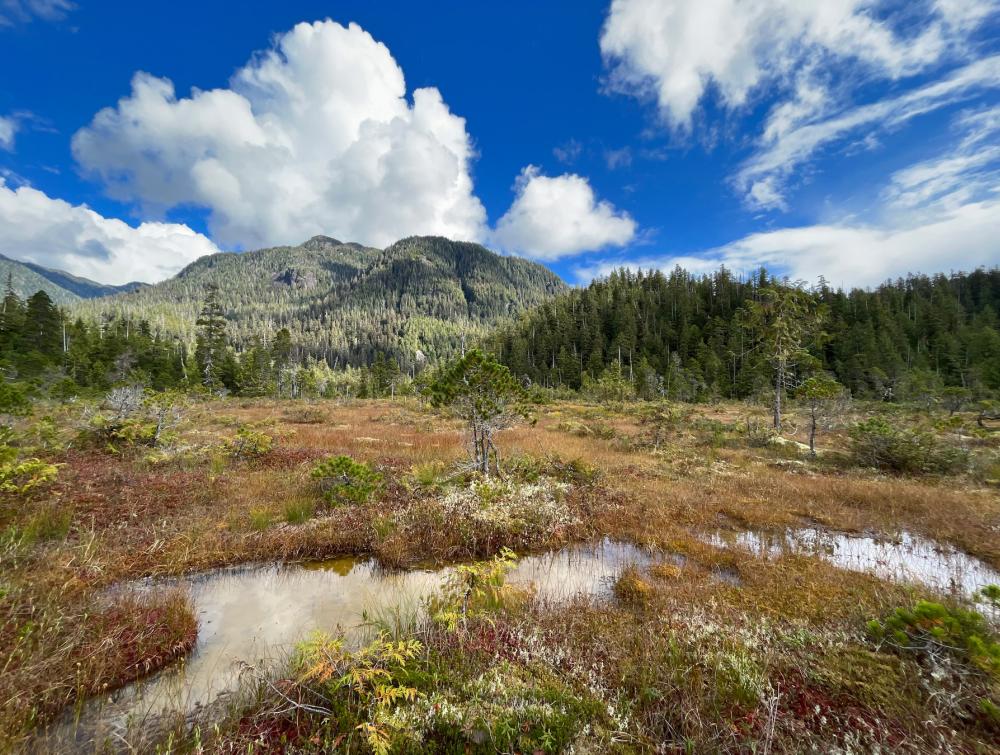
[1, 257, 999, 752]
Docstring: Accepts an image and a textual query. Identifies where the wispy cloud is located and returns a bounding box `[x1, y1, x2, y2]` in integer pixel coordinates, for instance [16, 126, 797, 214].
[604, 146, 633, 170]
[736, 55, 1000, 209]
[0, 0, 75, 27]
[553, 138, 583, 165]
[576, 193, 1000, 289]
[0, 115, 16, 150]
[882, 105, 1000, 212]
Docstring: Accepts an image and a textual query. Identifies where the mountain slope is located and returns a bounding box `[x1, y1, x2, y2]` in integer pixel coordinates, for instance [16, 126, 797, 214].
[0, 254, 141, 303]
[72, 236, 567, 368]
[491, 265, 1000, 400]
[17, 259, 144, 299]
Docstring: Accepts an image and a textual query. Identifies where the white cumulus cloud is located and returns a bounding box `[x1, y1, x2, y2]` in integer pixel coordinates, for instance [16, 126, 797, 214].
[0, 178, 220, 284]
[492, 166, 637, 260]
[72, 20, 488, 250]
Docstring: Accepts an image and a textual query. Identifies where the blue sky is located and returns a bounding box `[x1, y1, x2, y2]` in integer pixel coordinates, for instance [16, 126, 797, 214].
[0, 0, 998, 288]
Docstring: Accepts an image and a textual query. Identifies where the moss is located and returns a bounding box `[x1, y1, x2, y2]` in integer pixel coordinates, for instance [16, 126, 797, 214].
[614, 565, 655, 608]
[808, 645, 922, 719]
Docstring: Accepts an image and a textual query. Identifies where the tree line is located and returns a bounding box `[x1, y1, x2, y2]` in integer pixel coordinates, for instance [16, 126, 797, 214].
[6, 264, 1000, 412]
[0, 278, 411, 401]
[488, 266, 1000, 405]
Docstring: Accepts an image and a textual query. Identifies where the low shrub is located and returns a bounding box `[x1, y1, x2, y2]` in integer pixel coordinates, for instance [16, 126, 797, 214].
[408, 460, 449, 490]
[425, 547, 525, 632]
[283, 405, 328, 424]
[294, 631, 423, 755]
[248, 507, 273, 531]
[229, 424, 273, 460]
[409, 477, 577, 555]
[0, 430, 58, 496]
[867, 598, 999, 677]
[849, 418, 967, 475]
[506, 454, 600, 486]
[311, 455, 382, 505]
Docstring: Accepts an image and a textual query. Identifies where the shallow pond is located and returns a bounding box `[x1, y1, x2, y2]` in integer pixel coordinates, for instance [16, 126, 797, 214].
[708, 528, 1000, 609]
[46, 539, 653, 749]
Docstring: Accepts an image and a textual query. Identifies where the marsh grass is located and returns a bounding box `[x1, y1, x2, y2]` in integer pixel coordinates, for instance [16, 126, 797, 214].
[4, 396, 999, 751]
[283, 498, 316, 525]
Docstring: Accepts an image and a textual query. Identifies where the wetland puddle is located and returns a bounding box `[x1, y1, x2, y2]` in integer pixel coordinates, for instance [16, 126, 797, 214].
[47, 539, 653, 749]
[708, 528, 1000, 607]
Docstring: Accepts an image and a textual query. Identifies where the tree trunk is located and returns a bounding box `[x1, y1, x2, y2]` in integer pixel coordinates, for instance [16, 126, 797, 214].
[808, 408, 817, 457]
[773, 362, 784, 431]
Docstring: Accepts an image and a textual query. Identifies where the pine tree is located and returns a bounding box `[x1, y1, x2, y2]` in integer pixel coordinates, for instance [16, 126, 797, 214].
[195, 284, 229, 390]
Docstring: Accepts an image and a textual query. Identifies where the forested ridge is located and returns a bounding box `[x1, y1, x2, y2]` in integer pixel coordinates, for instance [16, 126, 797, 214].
[490, 266, 1000, 401]
[71, 235, 566, 371]
[0, 255, 142, 305]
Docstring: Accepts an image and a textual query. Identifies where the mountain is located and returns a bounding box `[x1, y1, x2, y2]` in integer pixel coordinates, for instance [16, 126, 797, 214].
[71, 235, 567, 369]
[0, 254, 142, 304]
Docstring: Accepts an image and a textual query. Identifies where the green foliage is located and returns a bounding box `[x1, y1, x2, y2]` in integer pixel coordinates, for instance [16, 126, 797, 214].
[295, 631, 423, 755]
[426, 547, 522, 632]
[849, 417, 967, 475]
[409, 460, 449, 490]
[614, 565, 655, 608]
[408, 661, 603, 753]
[582, 359, 636, 403]
[0, 430, 58, 496]
[247, 508, 273, 531]
[228, 424, 273, 460]
[639, 402, 682, 450]
[430, 349, 531, 476]
[311, 455, 382, 505]
[868, 599, 1000, 677]
[19, 505, 73, 544]
[492, 267, 1000, 403]
[73, 236, 565, 373]
[0, 382, 31, 418]
[283, 498, 316, 525]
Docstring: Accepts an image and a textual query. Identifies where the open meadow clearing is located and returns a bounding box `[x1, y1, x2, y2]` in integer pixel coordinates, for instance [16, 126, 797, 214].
[2, 394, 998, 753]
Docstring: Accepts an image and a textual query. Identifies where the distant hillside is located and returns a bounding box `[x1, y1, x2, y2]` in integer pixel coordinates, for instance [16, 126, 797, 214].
[491, 266, 1000, 400]
[0, 254, 141, 303]
[72, 235, 567, 369]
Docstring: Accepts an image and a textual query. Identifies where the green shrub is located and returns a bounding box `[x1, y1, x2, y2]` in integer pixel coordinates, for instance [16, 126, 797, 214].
[614, 565, 654, 608]
[311, 455, 382, 505]
[849, 417, 967, 475]
[229, 425, 273, 460]
[0, 430, 58, 496]
[0, 381, 31, 418]
[409, 460, 449, 490]
[283, 406, 327, 424]
[294, 631, 422, 755]
[868, 598, 999, 677]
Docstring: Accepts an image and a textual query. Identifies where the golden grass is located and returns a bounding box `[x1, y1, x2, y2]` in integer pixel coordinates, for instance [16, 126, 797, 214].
[2, 395, 998, 749]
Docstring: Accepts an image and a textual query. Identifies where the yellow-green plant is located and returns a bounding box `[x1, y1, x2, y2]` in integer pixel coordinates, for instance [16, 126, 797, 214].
[228, 424, 273, 460]
[295, 631, 422, 755]
[0, 432, 58, 496]
[426, 547, 522, 632]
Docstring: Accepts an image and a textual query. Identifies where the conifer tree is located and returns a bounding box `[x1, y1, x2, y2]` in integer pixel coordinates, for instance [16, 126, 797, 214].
[195, 284, 229, 390]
